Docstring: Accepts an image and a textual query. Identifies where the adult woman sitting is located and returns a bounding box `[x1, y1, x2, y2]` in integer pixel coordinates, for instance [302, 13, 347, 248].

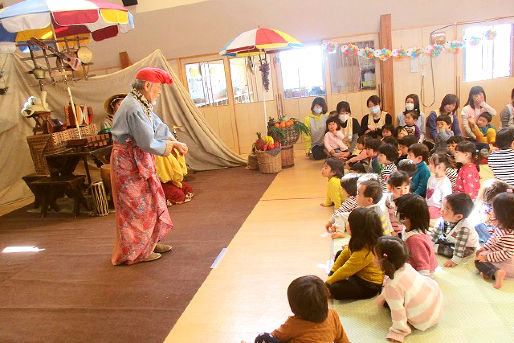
[303, 97, 329, 160]
[332, 101, 360, 158]
[396, 94, 425, 140]
[360, 95, 392, 138]
[426, 94, 461, 141]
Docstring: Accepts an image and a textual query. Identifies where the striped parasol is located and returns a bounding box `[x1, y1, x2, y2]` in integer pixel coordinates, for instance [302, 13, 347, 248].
[0, 0, 134, 52]
[220, 27, 302, 57]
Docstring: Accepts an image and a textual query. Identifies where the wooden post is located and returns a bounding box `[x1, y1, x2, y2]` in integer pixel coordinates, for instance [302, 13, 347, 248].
[119, 51, 132, 69]
[379, 14, 394, 120]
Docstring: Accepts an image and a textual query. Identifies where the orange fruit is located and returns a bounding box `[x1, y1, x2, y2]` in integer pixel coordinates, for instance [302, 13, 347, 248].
[274, 123, 280, 128]
[286, 120, 294, 127]
[280, 121, 286, 128]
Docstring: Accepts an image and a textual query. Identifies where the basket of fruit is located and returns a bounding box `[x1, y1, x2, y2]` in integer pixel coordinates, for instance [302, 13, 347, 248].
[254, 133, 282, 174]
[267, 116, 309, 146]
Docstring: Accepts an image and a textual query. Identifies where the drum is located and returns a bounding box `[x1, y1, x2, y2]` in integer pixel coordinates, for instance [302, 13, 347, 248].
[91, 181, 109, 216]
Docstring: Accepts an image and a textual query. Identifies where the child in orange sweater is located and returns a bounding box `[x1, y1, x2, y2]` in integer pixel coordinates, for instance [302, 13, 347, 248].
[251, 275, 351, 343]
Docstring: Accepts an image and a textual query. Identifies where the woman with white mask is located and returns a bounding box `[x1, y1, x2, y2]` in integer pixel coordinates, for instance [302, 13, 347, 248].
[332, 101, 361, 158]
[360, 95, 392, 138]
[396, 94, 425, 141]
[303, 97, 329, 160]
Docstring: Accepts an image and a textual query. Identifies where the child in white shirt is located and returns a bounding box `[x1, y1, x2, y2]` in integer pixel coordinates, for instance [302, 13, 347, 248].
[426, 153, 452, 225]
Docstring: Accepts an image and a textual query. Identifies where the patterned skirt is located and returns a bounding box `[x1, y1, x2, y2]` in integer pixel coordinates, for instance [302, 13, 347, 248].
[110, 141, 173, 265]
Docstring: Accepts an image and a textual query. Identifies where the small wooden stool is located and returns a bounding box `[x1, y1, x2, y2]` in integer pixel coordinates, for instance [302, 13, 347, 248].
[30, 175, 88, 218]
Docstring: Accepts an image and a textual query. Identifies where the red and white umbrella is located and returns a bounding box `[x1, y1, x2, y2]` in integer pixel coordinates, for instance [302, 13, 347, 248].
[220, 27, 302, 57]
[0, 0, 134, 52]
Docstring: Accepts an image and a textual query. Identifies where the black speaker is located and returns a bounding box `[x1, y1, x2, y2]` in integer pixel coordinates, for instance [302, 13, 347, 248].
[122, 0, 138, 6]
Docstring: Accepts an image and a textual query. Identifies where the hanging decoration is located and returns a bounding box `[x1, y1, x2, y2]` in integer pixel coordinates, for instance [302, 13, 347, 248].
[484, 29, 497, 40]
[322, 30, 498, 61]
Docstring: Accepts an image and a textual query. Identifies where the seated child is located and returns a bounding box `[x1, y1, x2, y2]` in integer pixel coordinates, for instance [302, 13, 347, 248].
[488, 127, 514, 187]
[381, 124, 395, 139]
[383, 136, 398, 148]
[454, 140, 480, 200]
[469, 112, 496, 146]
[324, 116, 349, 159]
[475, 192, 514, 289]
[345, 135, 368, 166]
[431, 193, 479, 267]
[474, 179, 512, 243]
[402, 110, 421, 140]
[253, 275, 351, 343]
[375, 236, 443, 343]
[434, 114, 454, 152]
[407, 143, 430, 197]
[384, 172, 411, 237]
[325, 173, 360, 238]
[397, 159, 417, 180]
[426, 153, 452, 222]
[327, 207, 384, 300]
[446, 135, 464, 157]
[349, 162, 366, 174]
[397, 135, 418, 163]
[377, 143, 399, 192]
[364, 138, 382, 174]
[395, 194, 438, 276]
[321, 157, 344, 209]
[356, 177, 392, 235]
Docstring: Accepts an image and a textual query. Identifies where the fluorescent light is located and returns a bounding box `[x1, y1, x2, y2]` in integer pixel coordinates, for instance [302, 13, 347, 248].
[2, 246, 45, 253]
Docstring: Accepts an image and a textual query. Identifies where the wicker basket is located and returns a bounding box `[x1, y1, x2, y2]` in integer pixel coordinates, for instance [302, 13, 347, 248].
[255, 150, 282, 174]
[280, 145, 294, 168]
[26, 124, 98, 174]
[270, 126, 301, 146]
[247, 153, 258, 170]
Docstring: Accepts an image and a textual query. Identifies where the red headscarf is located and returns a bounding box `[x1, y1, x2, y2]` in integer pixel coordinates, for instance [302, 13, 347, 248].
[135, 67, 173, 84]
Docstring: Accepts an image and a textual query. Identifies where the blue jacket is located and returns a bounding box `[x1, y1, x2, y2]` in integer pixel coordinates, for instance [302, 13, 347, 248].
[411, 161, 430, 196]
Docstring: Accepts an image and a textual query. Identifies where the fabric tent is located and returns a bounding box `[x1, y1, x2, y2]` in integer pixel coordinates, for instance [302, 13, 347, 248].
[0, 49, 246, 205]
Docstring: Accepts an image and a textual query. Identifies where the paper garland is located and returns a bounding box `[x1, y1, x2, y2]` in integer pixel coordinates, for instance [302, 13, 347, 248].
[323, 30, 496, 60]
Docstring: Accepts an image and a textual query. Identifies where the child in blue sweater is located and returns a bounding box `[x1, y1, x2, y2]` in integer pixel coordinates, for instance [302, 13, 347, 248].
[407, 143, 430, 197]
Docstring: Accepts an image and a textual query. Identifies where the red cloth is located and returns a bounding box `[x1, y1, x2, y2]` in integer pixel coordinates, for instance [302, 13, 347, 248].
[135, 67, 173, 84]
[162, 181, 193, 204]
[110, 140, 173, 265]
[405, 232, 438, 274]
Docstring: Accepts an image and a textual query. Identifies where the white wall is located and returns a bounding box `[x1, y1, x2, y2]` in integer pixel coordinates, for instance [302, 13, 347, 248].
[82, 0, 513, 69]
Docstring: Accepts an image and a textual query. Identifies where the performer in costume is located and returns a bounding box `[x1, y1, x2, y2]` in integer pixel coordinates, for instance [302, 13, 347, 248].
[100, 93, 126, 133]
[110, 67, 188, 265]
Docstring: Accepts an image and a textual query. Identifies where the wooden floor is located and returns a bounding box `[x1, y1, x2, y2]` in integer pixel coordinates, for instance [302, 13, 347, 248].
[164, 153, 335, 342]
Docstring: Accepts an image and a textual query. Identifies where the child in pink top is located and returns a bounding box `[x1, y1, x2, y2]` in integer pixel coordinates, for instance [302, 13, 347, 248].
[395, 194, 438, 276]
[324, 117, 348, 159]
[426, 153, 453, 222]
[375, 236, 443, 343]
[453, 140, 480, 199]
[475, 192, 514, 289]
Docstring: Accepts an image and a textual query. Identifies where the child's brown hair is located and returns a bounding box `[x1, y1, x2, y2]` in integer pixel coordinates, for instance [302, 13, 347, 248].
[287, 275, 329, 323]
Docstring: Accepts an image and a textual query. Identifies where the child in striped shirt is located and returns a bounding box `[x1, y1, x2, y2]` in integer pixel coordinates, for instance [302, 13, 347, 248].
[375, 236, 443, 343]
[325, 173, 360, 238]
[475, 192, 514, 289]
[377, 143, 398, 192]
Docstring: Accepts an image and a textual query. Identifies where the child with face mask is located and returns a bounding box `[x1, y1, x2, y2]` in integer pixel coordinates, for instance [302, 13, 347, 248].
[335, 101, 361, 157]
[360, 95, 392, 138]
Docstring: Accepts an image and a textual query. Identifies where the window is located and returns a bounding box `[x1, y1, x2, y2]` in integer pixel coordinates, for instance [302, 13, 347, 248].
[279, 45, 325, 98]
[229, 56, 273, 104]
[463, 24, 512, 82]
[328, 40, 376, 93]
[185, 60, 228, 107]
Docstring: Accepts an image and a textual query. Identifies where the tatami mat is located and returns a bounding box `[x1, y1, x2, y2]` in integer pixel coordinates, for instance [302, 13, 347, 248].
[164, 152, 514, 343]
